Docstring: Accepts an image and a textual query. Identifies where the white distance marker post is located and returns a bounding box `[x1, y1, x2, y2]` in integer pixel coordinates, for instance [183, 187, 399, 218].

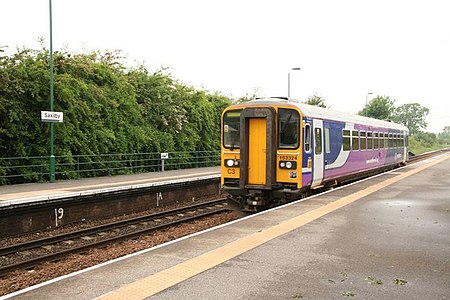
[161, 153, 169, 171]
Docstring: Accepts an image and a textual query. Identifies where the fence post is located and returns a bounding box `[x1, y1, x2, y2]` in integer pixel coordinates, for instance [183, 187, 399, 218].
[196, 152, 198, 168]
[40, 156, 44, 182]
[108, 154, 111, 176]
[77, 156, 80, 179]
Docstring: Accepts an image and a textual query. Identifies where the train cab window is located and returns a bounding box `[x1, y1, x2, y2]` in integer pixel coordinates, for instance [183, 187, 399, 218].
[351, 130, 359, 151]
[325, 127, 331, 153]
[278, 108, 300, 149]
[405, 134, 409, 147]
[342, 129, 351, 151]
[314, 127, 322, 155]
[304, 123, 311, 152]
[374, 132, 379, 149]
[360, 131, 366, 150]
[367, 132, 373, 149]
[223, 110, 241, 149]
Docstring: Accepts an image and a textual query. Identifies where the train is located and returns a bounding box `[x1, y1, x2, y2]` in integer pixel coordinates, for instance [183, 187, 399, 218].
[221, 97, 409, 211]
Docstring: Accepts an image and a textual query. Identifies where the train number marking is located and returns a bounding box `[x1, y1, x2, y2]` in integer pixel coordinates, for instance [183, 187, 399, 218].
[227, 168, 236, 175]
[279, 155, 297, 161]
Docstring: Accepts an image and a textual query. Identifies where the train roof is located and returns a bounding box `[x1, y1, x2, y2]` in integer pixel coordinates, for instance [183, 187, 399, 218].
[233, 97, 409, 132]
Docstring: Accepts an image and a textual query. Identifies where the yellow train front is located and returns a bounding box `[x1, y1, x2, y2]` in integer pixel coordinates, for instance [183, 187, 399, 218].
[221, 98, 304, 211]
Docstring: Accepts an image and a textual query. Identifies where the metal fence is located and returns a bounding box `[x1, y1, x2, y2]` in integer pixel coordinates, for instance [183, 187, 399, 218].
[0, 150, 220, 185]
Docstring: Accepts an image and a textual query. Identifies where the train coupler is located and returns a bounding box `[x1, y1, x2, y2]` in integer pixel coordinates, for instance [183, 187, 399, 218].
[246, 190, 264, 207]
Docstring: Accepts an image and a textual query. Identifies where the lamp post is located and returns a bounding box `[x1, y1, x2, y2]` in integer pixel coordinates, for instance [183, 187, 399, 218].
[49, 0, 55, 182]
[365, 92, 373, 106]
[287, 67, 301, 98]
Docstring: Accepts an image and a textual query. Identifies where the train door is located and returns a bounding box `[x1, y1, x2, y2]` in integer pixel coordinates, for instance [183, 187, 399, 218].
[311, 119, 324, 187]
[403, 131, 408, 162]
[248, 118, 266, 184]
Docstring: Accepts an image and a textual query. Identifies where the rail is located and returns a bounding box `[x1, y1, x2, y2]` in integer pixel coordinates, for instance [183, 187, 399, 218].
[0, 150, 220, 185]
[0, 198, 228, 276]
[408, 147, 450, 163]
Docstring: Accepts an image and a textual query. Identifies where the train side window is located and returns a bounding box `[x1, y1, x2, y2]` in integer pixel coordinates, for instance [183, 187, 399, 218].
[395, 134, 399, 147]
[315, 127, 322, 155]
[279, 108, 300, 149]
[380, 132, 384, 149]
[351, 130, 359, 151]
[304, 123, 311, 152]
[223, 110, 242, 149]
[384, 133, 389, 148]
[388, 133, 393, 148]
[325, 127, 331, 153]
[367, 132, 373, 149]
[360, 131, 366, 150]
[374, 132, 379, 149]
[342, 129, 351, 151]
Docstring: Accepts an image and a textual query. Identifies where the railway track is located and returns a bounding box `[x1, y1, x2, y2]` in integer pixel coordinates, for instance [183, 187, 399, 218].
[407, 148, 450, 163]
[0, 198, 228, 277]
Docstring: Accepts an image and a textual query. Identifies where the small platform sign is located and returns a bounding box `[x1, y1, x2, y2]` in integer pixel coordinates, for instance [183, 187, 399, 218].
[41, 111, 64, 123]
[160, 153, 169, 160]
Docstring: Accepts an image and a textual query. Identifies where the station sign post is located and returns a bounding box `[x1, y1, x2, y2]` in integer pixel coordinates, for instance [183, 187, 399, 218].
[41, 109, 63, 182]
[41, 111, 64, 123]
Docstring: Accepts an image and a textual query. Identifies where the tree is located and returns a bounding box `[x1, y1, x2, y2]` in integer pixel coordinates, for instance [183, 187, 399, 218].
[392, 103, 429, 135]
[358, 95, 395, 120]
[0, 47, 233, 159]
[437, 126, 450, 144]
[304, 94, 327, 108]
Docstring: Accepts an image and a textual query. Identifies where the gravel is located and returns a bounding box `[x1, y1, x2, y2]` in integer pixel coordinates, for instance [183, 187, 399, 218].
[0, 208, 240, 297]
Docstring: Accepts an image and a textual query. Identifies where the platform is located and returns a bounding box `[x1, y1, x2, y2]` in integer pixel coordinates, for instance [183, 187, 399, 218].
[1, 154, 449, 300]
[0, 166, 221, 207]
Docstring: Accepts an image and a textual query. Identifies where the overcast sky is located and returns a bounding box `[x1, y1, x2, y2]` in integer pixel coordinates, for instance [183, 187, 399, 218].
[2, 0, 449, 132]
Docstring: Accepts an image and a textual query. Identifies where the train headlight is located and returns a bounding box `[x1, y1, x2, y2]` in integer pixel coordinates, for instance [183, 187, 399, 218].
[225, 159, 239, 167]
[279, 161, 297, 170]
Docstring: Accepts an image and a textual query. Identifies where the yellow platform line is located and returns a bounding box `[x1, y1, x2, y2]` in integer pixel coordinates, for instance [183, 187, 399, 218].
[96, 155, 449, 300]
